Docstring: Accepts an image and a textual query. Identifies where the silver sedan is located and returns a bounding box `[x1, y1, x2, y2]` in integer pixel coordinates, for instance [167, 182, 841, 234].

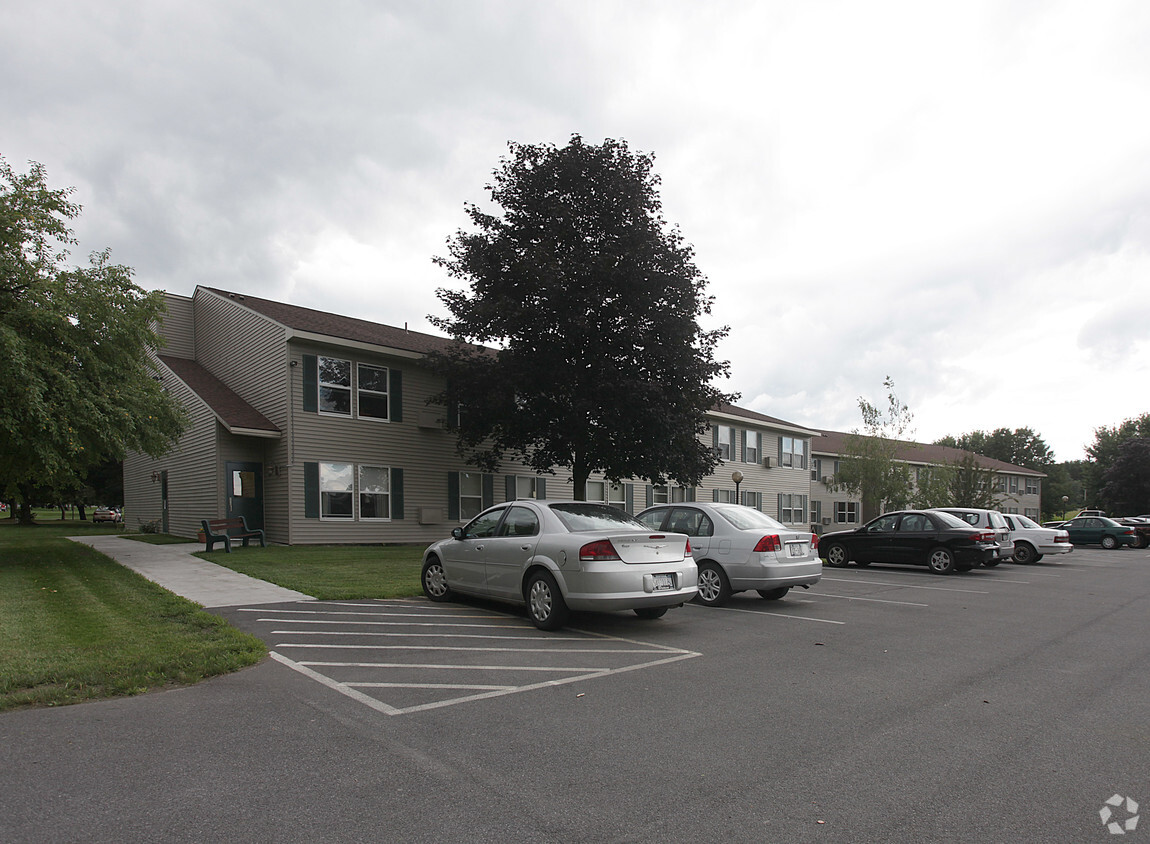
[421, 500, 698, 630]
[636, 502, 821, 606]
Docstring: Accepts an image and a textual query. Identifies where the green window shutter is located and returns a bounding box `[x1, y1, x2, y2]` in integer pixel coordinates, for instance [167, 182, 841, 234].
[505, 475, 516, 500]
[302, 355, 318, 413]
[740, 430, 746, 462]
[537, 478, 547, 499]
[482, 474, 494, 509]
[713, 489, 720, 503]
[624, 483, 633, 512]
[390, 468, 404, 520]
[448, 400, 460, 429]
[304, 462, 319, 518]
[447, 472, 460, 521]
[645, 486, 653, 508]
[389, 369, 403, 422]
[712, 426, 719, 456]
[687, 487, 696, 502]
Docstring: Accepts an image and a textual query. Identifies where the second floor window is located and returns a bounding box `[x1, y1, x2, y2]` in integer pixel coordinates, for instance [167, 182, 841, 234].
[357, 364, 389, 420]
[780, 436, 807, 469]
[717, 426, 735, 460]
[319, 356, 352, 416]
[745, 431, 760, 464]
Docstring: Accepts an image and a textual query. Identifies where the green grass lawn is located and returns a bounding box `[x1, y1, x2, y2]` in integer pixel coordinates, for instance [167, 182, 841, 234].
[198, 544, 425, 600]
[0, 522, 266, 711]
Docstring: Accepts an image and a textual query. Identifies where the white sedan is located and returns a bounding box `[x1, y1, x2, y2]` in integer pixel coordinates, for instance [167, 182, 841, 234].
[1001, 513, 1073, 564]
[421, 500, 698, 630]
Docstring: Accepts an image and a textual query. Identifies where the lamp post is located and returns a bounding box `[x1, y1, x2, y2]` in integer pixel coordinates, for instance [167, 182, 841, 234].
[1062, 495, 1069, 520]
[732, 470, 744, 504]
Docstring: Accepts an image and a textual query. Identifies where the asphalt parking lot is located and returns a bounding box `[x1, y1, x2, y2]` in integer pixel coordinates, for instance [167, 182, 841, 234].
[3, 545, 1149, 843]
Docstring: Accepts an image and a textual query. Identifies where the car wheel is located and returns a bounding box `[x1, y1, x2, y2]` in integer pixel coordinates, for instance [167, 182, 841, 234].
[927, 547, 956, 575]
[634, 606, 668, 620]
[1033, 554, 1044, 561]
[695, 562, 732, 607]
[756, 587, 790, 600]
[421, 557, 452, 602]
[526, 570, 569, 630]
[825, 543, 849, 568]
[1012, 542, 1036, 564]
[1134, 535, 1149, 549]
[1101, 535, 1118, 550]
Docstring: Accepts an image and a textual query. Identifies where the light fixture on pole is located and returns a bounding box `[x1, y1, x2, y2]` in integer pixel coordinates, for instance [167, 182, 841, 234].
[732, 470, 744, 503]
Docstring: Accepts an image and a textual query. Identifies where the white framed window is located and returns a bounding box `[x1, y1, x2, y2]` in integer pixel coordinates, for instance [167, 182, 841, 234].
[779, 493, 807, 523]
[715, 489, 736, 503]
[1025, 508, 1039, 518]
[745, 431, 760, 464]
[586, 480, 606, 502]
[318, 357, 352, 416]
[358, 464, 391, 520]
[515, 476, 542, 500]
[1009, 476, 1019, 494]
[459, 472, 484, 520]
[1025, 478, 1038, 495]
[811, 457, 821, 481]
[357, 363, 389, 421]
[741, 490, 762, 510]
[717, 426, 735, 460]
[652, 485, 669, 505]
[835, 501, 858, 523]
[319, 462, 354, 518]
[811, 499, 823, 524]
[608, 483, 626, 508]
[780, 436, 807, 469]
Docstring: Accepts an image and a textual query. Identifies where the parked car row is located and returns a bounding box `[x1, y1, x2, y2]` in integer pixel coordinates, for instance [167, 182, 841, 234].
[1043, 515, 1142, 549]
[421, 500, 820, 630]
[818, 507, 1079, 573]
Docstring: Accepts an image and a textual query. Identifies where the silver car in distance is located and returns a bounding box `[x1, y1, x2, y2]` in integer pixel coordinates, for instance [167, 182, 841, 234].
[421, 500, 699, 630]
[637, 502, 821, 606]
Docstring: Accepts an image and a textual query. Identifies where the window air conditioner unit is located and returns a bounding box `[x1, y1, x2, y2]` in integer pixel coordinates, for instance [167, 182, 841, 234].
[417, 409, 445, 429]
[822, 517, 831, 525]
[821, 476, 832, 485]
[763, 456, 776, 468]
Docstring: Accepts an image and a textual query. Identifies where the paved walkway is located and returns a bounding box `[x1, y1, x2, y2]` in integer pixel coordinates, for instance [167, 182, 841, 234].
[69, 535, 313, 608]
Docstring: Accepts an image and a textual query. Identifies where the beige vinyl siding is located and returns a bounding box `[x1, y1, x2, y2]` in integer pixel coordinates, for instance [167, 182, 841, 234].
[287, 341, 462, 544]
[193, 289, 289, 433]
[159, 293, 195, 358]
[123, 369, 220, 538]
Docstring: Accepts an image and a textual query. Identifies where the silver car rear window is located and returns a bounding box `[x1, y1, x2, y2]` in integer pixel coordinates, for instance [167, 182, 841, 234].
[711, 505, 787, 531]
[549, 503, 645, 532]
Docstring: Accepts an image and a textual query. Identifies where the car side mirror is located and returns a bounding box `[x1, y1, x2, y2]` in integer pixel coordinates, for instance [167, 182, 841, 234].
[451, 527, 464, 540]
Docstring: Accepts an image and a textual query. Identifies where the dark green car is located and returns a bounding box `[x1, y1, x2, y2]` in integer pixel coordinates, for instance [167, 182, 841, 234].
[1061, 516, 1136, 549]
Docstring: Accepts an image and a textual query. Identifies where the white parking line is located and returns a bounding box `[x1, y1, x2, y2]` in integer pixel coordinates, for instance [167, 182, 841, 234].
[275, 643, 676, 654]
[808, 593, 928, 607]
[820, 576, 990, 594]
[686, 603, 845, 624]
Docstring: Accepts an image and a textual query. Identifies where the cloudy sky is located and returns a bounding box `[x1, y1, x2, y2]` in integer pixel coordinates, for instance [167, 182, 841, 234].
[5, 0, 1149, 461]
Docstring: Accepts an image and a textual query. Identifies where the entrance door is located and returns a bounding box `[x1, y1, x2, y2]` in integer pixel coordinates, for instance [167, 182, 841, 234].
[160, 470, 169, 534]
[226, 462, 264, 530]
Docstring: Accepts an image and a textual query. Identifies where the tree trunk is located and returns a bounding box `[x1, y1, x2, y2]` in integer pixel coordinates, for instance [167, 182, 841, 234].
[572, 453, 589, 501]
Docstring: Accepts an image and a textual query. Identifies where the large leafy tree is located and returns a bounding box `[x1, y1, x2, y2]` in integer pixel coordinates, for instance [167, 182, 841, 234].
[935, 427, 1054, 470]
[1086, 413, 1150, 511]
[1098, 437, 1150, 515]
[427, 135, 735, 499]
[834, 377, 915, 520]
[0, 157, 184, 524]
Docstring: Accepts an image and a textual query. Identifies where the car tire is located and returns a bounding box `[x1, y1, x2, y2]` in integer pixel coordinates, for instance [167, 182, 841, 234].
[982, 558, 1001, 567]
[1012, 542, 1037, 564]
[421, 557, 452, 602]
[695, 561, 732, 607]
[756, 587, 790, 600]
[825, 543, 850, 568]
[1101, 535, 1119, 550]
[526, 570, 569, 630]
[633, 606, 668, 620]
[927, 547, 957, 575]
[1134, 535, 1149, 549]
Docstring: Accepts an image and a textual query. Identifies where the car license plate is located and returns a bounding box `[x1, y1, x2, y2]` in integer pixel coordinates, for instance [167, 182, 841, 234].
[652, 573, 674, 591]
[787, 543, 806, 557]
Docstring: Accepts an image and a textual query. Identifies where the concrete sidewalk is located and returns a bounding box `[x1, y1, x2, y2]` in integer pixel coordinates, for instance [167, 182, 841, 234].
[70, 535, 313, 608]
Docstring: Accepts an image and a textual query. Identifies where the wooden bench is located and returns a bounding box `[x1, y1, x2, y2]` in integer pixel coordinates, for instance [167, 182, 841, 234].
[201, 517, 266, 553]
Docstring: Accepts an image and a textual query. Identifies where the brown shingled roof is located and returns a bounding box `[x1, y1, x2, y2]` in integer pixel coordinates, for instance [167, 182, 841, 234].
[202, 287, 468, 356]
[712, 402, 818, 433]
[812, 429, 1045, 477]
[158, 355, 280, 435]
